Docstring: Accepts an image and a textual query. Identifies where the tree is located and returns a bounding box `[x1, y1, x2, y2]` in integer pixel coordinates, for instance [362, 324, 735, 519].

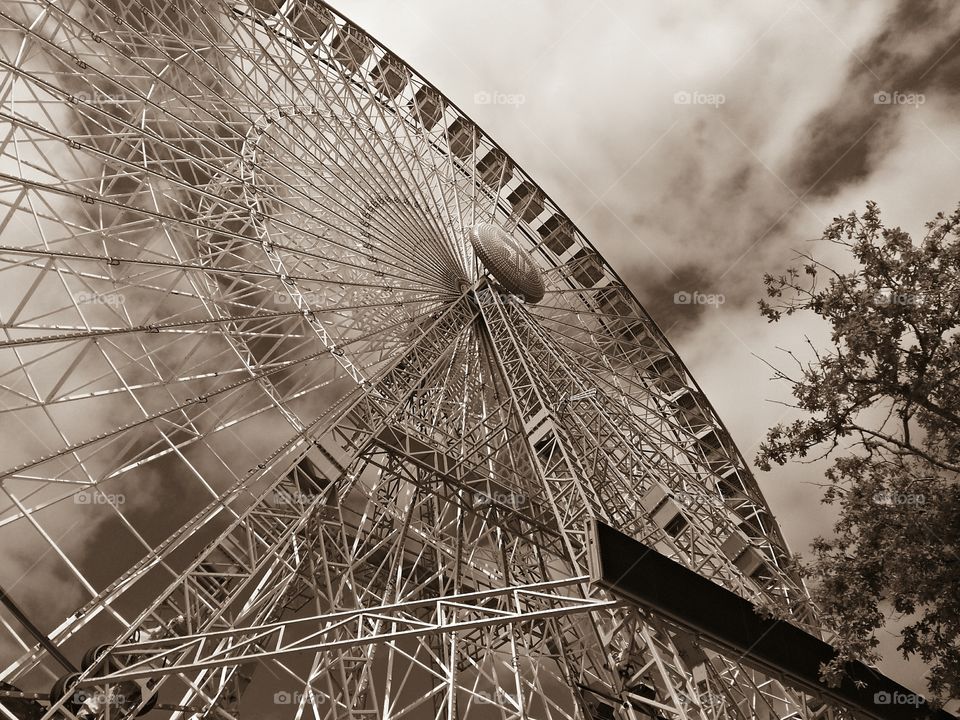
[757, 201, 960, 702]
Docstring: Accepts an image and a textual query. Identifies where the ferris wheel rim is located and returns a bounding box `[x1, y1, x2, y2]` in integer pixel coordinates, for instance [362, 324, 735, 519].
[294, 0, 793, 532]
[0, 0, 795, 579]
[0, 3, 822, 717]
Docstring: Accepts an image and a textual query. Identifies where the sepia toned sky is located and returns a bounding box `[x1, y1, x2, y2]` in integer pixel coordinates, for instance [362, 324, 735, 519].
[0, 0, 957, 710]
[330, 0, 960, 700]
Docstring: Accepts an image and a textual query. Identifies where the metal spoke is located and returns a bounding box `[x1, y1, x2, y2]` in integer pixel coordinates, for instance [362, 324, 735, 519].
[0, 3, 844, 720]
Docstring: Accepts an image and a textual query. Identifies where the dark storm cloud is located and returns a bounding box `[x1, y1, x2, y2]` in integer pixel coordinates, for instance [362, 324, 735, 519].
[786, 0, 960, 197]
[330, 1, 960, 702]
[607, 0, 960, 332]
[620, 262, 718, 333]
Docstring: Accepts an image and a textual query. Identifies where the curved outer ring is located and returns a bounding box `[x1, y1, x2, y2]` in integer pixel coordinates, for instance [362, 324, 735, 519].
[272, 0, 801, 583]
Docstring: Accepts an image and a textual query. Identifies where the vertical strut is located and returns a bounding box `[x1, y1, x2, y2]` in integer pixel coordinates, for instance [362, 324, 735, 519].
[0, 587, 77, 674]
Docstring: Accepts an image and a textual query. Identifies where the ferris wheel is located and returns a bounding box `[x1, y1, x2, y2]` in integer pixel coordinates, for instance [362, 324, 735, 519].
[0, 2, 859, 719]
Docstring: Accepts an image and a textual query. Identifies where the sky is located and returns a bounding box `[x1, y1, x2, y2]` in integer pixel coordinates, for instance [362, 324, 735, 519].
[0, 0, 958, 711]
[329, 0, 960, 699]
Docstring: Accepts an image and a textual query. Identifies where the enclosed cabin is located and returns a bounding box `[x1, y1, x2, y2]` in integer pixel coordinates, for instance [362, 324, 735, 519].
[476, 148, 512, 189]
[370, 53, 409, 99]
[287, 2, 333, 46]
[409, 86, 444, 130]
[645, 354, 685, 394]
[569, 248, 605, 287]
[446, 117, 476, 160]
[538, 213, 575, 256]
[330, 23, 372, 74]
[507, 180, 544, 223]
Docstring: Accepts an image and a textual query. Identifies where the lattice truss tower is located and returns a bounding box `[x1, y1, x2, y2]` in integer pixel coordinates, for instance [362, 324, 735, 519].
[0, 2, 846, 720]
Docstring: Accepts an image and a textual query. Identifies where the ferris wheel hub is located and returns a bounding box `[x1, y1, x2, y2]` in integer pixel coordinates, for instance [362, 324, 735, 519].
[469, 223, 545, 303]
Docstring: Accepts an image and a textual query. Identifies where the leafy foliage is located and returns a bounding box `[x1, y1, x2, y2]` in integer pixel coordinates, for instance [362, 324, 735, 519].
[757, 202, 960, 701]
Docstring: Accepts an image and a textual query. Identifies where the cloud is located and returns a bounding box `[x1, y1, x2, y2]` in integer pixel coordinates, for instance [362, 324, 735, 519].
[784, 0, 960, 197]
[1, 0, 957, 703]
[334, 0, 960, 696]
